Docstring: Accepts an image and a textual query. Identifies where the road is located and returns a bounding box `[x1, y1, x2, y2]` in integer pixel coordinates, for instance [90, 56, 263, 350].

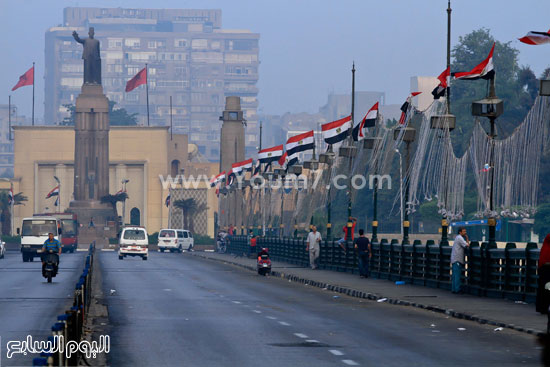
[0, 250, 86, 367]
[101, 251, 543, 366]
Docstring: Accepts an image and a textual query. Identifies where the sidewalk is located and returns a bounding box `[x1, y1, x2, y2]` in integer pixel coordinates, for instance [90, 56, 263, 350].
[190, 251, 547, 336]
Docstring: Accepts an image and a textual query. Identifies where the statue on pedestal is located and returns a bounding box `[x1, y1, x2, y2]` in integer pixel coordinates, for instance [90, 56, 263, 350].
[72, 27, 101, 85]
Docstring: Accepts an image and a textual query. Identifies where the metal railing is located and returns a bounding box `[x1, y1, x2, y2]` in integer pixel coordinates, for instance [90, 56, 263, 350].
[33, 243, 95, 366]
[227, 236, 540, 301]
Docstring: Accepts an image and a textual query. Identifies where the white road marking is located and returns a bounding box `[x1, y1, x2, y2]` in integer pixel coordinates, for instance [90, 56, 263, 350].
[278, 321, 290, 326]
[266, 316, 277, 320]
[163, 289, 172, 292]
[306, 339, 319, 343]
[329, 350, 344, 356]
[342, 360, 359, 366]
[294, 333, 308, 339]
[232, 301, 241, 304]
[253, 310, 262, 314]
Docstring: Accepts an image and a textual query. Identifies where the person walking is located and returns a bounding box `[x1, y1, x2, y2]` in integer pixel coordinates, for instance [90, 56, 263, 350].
[451, 227, 470, 294]
[306, 225, 322, 269]
[354, 229, 371, 278]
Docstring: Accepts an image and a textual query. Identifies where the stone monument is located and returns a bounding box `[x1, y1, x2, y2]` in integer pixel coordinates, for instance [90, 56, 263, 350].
[68, 27, 115, 246]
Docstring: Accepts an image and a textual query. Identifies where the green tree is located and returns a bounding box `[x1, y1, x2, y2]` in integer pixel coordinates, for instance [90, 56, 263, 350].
[534, 203, 550, 240]
[61, 101, 138, 126]
[0, 191, 27, 235]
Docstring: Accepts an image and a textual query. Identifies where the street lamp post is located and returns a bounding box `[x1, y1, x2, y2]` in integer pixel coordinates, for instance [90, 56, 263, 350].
[395, 149, 404, 239]
[394, 126, 416, 245]
[121, 179, 129, 225]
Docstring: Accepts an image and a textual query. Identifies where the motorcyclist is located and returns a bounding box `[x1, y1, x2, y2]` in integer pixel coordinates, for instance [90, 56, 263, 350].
[42, 232, 61, 276]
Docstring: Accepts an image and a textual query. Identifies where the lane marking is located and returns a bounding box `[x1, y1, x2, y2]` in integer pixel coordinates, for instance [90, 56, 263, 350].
[294, 333, 308, 339]
[266, 316, 277, 320]
[306, 339, 319, 343]
[329, 350, 344, 356]
[278, 321, 290, 326]
[342, 360, 359, 366]
[253, 310, 262, 314]
[232, 301, 241, 304]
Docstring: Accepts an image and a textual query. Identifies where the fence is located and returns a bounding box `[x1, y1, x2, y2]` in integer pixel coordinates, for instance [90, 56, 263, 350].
[32, 243, 95, 366]
[227, 236, 540, 302]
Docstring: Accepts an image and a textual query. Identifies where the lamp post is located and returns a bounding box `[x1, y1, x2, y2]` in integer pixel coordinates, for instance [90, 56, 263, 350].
[393, 125, 416, 244]
[395, 149, 404, 239]
[121, 179, 129, 225]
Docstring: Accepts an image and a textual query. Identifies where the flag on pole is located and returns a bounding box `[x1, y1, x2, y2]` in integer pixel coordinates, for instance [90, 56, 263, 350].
[12, 66, 34, 91]
[353, 102, 380, 141]
[519, 30, 550, 45]
[231, 158, 253, 176]
[278, 151, 289, 170]
[54, 197, 59, 207]
[258, 145, 283, 164]
[322, 115, 351, 145]
[8, 185, 13, 205]
[399, 92, 422, 125]
[432, 67, 451, 99]
[453, 43, 495, 80]
[125, 67, 147, 92]
[45, 185, 60, 199]
[253, 159, 261, 176]
[286, 130, 314, 157]
[210, 171, 226, 187]
[165, 194, 171, 207]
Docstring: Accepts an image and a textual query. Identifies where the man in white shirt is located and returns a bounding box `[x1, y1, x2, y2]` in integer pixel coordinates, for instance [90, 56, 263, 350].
[451, 227, 470, 294]
[306, 225, 322, 269]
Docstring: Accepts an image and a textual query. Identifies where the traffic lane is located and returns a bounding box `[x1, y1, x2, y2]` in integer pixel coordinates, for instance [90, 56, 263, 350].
[102, 251, 352, 367]
[0, 250, 86, 366]
[184, 254, 540, 366]
[103, 251, 540, 366]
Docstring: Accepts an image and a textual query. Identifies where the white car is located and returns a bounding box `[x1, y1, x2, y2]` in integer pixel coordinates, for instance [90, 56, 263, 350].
[118, 226, 149, 260]
[181, 230, 194, 252]
[0, 241, 5, 259]
[157, 229, 182, 253]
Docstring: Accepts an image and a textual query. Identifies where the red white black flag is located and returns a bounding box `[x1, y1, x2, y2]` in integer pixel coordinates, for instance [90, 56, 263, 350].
[399, 92, 421, 125]
[453, 43, 495, 81]
[258, 145, 283, 164]
[322, 115, 351, 145]
[432, 67, 450, 100]
[519, 30, 550, 45]
[231, 158, 253, 175]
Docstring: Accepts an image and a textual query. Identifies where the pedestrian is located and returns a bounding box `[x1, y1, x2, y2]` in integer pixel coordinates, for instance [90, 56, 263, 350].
[306, 225, 322, 269]
[354, 229, 371, 278]
[249, 234, 257, 258]
[451, 227, 469, 294]
[336, 217, 357, 252]
[89, 217, 95, 228]
[536, 234, 550, 314]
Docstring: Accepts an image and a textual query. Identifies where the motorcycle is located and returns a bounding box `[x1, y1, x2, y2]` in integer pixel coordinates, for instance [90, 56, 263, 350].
[42, 250, 59, 283]
[257, 248, 271, 276]
[216, 232, 227, 253]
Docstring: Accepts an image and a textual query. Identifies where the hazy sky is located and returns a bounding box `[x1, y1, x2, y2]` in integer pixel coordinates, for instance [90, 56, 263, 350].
[1, 0, 549, 120]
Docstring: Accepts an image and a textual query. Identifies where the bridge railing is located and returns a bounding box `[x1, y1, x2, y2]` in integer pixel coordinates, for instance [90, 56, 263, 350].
[226, 235, 540, 301]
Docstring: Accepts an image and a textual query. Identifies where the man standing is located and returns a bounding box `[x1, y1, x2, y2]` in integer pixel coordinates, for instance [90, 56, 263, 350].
[306, 225, 322, 269]
[451, 227, 470, 294]
[249, 234, 257, 258]
[354, 229, 371, 278]
[72, 27, 102, 85]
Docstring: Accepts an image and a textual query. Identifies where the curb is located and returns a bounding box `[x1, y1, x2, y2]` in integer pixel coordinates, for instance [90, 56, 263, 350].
[189, 252, 545, 337]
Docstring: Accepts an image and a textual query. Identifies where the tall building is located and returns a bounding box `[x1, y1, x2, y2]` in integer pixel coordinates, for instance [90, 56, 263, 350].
[45, 7, 259, 161]
[0, 103, 26, 178]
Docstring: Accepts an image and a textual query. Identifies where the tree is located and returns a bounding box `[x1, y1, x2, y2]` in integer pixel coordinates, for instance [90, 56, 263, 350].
[0, 191, 27, 235]
[188, 201, 208, 233]
[174, 198, 196, 230]
[100, 192, 129, 216]
[534, 203, 550, 240]
[61, 101, 138, 126]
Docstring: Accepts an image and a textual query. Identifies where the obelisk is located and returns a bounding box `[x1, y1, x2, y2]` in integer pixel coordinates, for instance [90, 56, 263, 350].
[68, 27, 114, 243]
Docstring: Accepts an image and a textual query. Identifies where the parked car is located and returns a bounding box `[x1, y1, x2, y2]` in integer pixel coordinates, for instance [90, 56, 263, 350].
[118, 226, 149, 260]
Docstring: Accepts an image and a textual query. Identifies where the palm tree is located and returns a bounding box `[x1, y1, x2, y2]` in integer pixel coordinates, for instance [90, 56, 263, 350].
[100, 192, 129, 216]
[188, 202, 208, 233]
[174, 198, 196, 230]
[0, 191, 27, 235]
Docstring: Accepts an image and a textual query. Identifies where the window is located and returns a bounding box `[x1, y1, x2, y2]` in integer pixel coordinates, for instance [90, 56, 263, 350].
[174, 39, 187, 48]
[191, 39, 208, 49]
[123, 229, 145, 240]
[60, 77, 83, 88]
[108, 38, 123, 48]
[124, 38, 140, 48]
[160, 230, 176, 238]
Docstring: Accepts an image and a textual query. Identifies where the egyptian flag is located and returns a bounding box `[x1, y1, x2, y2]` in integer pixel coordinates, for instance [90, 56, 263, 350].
[8, 186, 13, 205]
[399, 92, 422, 125]
[519, 30, 550, 45]
[278, 151, 289, 170]
[46, 185, 59, 199]
[258, 145, 283, 164]
[286, 130, 314, 157]
[253, 159, 261, 176]
[165, 194, 171, 207]
[353, 102, 379, 141]
[453, 43, 495, 80]
[12, 66, 34, 91]
[322, 115, 351, 145]
[432, 67, 450, 100]
[210, 171, 226, 187]
[125, 67, 147, 92]
[54, 197, 59, 207]
[231, 158, 253, 176]
[226, 169, 236, 187]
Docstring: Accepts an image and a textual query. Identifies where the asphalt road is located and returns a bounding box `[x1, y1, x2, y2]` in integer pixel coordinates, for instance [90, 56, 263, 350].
[101, 251, 543, 367]
[0, 250, 86, 367]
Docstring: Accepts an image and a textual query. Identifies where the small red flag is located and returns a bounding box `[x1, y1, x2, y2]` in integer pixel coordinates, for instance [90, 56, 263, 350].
[125, 67, 147, 92]
[12, 66, 34, 91]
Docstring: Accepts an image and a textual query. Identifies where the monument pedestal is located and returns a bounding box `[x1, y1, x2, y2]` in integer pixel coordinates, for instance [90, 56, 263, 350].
[68, 84, 115, 249]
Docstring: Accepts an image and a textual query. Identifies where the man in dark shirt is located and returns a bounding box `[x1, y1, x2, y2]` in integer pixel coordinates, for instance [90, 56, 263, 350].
[353, 229, 372, 278]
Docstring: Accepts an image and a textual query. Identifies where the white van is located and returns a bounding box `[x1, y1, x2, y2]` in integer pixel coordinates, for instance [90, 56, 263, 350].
[158, 229, 182, 253]
[181, 230, 194, 252]
[119, 226, 149, 260]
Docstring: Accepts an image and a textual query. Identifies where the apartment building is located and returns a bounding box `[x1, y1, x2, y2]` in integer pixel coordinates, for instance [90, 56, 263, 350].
[44, 7, 259, 161]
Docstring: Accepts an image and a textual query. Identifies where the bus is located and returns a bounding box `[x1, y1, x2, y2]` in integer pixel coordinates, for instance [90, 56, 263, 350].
[20, 216, 62, 262]
[34, 213, 78, 253]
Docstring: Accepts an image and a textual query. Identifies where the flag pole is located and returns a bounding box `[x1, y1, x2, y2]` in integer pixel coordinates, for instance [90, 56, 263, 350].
[32, 62, 35, 126]
[170, 95, 173, 140]
[446, 0, 452, 113]
[10, 183, 14, 236]
[8, 95, 11, 141]
[146, 63, 150, 126]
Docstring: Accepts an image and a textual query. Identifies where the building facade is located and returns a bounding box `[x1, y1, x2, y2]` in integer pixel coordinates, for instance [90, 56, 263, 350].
[44, 7, 260, 161]
[12, 126, 217, 237]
